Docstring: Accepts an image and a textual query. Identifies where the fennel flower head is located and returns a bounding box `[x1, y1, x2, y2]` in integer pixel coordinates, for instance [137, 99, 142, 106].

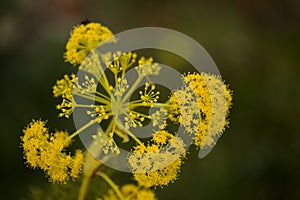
[21, 21, 233, 199]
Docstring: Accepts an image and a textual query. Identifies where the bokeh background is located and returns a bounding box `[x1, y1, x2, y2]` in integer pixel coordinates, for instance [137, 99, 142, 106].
[1, 0, 300, 199]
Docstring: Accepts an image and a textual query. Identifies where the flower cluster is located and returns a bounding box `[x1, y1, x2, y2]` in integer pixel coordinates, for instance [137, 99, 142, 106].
[21, 21, 233, 199]
[183, 73, 232, 147]
[21, 120, 83, 182]
[128, 130, 186, 188]
[65, 22, 115, 65]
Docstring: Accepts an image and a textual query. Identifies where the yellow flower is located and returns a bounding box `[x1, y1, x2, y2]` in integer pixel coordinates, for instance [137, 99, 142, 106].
[21, 21, 235, 200]
[128, 130, 186, 188]
[21, 120, 84, 183]
[90, 129, 120, 155]
[139, 83, 160, 106]
[21, 120, 49, 168]
[152, 129, 172, 145]
[65, 22, 115, 66]
[124, 112, 145, 129]
[135, 57, 160, 76]
[52, 74, 76, 98]
[150, 108, 167, 129]
[53, 74, 77, 118]
[166, 94, 181, 123]
[101, 184, 156, 200]
[108, 51, 137, 74]
[169, 88, 200, 134]
[183, 72, 232, 148]
[113, 77, 129, 97]
[95, 105, 110, 122]
[70, 150, 84, 179]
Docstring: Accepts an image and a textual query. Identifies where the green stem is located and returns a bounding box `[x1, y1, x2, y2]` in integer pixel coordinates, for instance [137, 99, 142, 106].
[115, 128, 142, 145]
[78, 152, 103, 200]
[99, 78, 113, 98]
[129, 102, 170, 108]
[97, 171, 125, 200]
[96, 91, 111, 101]
[65, 118, 98, 142]
[77, 173, 92, 200]
[121, 75, 143, 104]
[105, 119, 115, 135]
[126, 99, 143, 105]
[76, 104, 95, 108]
[74, 92, 110, 105]
[130, 110, 152, 119]
[89, 50, 116, 102]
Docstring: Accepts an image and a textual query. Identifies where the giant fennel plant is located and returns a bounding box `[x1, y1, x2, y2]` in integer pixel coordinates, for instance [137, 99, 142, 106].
[21, 22, 232, 200]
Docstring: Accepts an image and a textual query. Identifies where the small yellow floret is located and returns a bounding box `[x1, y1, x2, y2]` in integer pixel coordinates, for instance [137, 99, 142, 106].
[53, 74, 77, 118]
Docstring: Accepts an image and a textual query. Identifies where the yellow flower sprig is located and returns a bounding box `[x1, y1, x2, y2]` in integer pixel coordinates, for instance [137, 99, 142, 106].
[21, 120, 84, 183]
[22, 21, 233, 200]
[65, 23, 115, 66]
[182, 73, 232, 148]
[128, 130, 186, 188]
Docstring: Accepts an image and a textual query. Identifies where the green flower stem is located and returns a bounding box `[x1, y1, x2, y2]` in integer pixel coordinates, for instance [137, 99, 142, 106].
[78, 152, 103, 200]
[78, 173, 91, 200]
[105, 119, 115, 135]
[115, 128, 142, 145]
[126, 99, 143, 105]
[130, 110, 152, 119]
[96, 91, 111, 101]
[92, 53, 115, 101]
[98, 77, 113, 99]
[91, 50, 110, 87]
[94, 96, 110, 104]
[82, 50, 114, 102]
[65, 118, 98, 142]
[131, 102, 171, 108]
[97, 171, 125, 200]
[76, 104, 96, 108]
[74, 92, 110, 105]
[126, 102, 195, 110]
[121, 75, 144, 104]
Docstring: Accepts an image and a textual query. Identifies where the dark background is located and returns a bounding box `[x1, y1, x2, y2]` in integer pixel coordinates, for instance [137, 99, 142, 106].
[1, 0, 299, 199]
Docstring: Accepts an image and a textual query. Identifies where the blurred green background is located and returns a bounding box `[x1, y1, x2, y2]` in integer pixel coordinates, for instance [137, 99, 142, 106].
[1, 0, 300, 199]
